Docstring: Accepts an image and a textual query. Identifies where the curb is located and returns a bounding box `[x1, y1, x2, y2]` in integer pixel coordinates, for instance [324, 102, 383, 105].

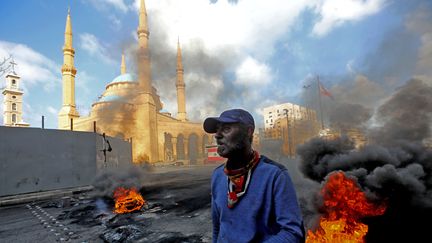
[0, 185, 94, 207]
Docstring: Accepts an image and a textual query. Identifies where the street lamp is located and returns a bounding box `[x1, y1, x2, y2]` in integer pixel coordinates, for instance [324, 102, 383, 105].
[283, 109, 291, 158]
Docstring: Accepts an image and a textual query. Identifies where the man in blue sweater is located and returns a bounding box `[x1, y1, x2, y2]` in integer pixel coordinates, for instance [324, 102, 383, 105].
[204, 109, 305, 243]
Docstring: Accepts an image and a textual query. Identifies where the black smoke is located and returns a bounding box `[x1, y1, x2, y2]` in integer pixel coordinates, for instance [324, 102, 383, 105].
[328, 103, 372, 130]
[298, 79, 432, 242]
[369, 79, 432, 145]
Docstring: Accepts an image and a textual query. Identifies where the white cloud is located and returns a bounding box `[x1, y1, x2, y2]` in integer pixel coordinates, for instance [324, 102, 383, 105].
[346, 59, 356, 74]
[106, 0, 128, 12]
[85, 0, 129, 13]
[108, 15, 122, 30]
[312, 0, 387, 37]
[47, 106, 57, 115]
[133, 0, 316, 59]
[79, 33, 115, 64]
[75, 70, 94, 95]
[0, 40, 61, 92]
[235, 56, 272, 85]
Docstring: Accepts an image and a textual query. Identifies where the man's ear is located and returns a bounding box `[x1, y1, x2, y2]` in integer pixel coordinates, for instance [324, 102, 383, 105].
[247, 127, 254, 137]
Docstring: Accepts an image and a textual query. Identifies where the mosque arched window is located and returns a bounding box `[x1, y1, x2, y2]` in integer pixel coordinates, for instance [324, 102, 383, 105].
[12, 114, 16, 123]
[12, 103, 17, 111]
[11, 79, 16, 87]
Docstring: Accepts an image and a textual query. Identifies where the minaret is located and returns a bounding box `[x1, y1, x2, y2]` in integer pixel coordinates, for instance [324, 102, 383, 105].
[121, 53, 126, 74]
[2, 61, 29, 127]
[58, 8, 79, 129]
[176, 38, 187, 121]
[134, 0, 159, 163]
[136, 0, 152, 93]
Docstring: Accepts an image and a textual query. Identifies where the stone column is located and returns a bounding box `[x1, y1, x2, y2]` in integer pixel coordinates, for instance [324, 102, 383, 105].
[171, 137, 177, 160]
[183, 138, 189, 162]
[196, 135, 203, 159]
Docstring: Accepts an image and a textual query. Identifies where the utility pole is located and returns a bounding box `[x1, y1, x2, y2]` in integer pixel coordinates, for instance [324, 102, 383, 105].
[283, 108, 292, 158]
[291, 105, 296, 158]
[317, 75, 324, 130]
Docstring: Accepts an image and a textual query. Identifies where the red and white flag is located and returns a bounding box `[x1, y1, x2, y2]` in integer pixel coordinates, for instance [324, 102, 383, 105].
[319, 83, 334, 99]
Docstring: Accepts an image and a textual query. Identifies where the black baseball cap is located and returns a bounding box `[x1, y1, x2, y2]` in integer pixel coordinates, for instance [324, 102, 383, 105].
[203, 108, 255, 133]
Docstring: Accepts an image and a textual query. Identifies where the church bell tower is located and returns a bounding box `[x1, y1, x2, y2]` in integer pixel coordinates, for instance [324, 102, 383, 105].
[2, 60, 29, 127]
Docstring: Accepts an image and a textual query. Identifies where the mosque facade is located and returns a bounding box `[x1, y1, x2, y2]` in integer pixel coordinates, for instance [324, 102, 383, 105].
[58, 0, 210, 164]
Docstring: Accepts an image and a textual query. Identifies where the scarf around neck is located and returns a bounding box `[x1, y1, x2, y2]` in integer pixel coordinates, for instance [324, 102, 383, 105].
[223, 150, 260, 208]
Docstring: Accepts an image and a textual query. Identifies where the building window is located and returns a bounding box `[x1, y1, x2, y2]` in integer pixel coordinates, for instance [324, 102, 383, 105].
[12, 114, 16, 123]
[12, 95, 16, 99]
[12, 103, 17, 111]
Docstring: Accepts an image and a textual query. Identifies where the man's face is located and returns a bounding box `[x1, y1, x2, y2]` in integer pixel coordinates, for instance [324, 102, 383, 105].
[214, 123, 250, 158]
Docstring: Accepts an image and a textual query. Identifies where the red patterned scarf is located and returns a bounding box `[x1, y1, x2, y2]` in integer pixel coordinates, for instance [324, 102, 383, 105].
[223, 150, 260, 208]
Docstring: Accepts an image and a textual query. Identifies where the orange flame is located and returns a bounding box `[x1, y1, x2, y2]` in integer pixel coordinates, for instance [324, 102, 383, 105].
[113, 187, 145, 214]
[306, 172, 386, 243]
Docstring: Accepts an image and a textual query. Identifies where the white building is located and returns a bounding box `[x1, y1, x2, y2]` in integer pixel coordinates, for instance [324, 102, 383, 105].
[2, 69, 29, 127]
[262, 103, 315, 129]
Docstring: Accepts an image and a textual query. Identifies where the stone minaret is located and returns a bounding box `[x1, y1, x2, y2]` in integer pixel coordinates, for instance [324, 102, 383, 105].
[136, 0, 152, 93]
[121, 53, 126, 74]
[2, 63, 29, 127]
[58, 8, 79, 129]
[176, 38, 187, 121]
[134, 0, 159, 163]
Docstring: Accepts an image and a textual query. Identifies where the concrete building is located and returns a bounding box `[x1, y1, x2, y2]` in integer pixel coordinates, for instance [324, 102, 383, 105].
[2, 67, 29, 127]
[58, 1, 210, 164]
[263, 103, 309, 130]
[262, 103, 320, 157]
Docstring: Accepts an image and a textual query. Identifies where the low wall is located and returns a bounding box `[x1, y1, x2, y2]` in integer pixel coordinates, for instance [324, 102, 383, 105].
[0, 126, 132, 197]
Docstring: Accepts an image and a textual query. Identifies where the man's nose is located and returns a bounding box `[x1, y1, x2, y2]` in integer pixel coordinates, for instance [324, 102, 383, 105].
[215, 128, 223, 139]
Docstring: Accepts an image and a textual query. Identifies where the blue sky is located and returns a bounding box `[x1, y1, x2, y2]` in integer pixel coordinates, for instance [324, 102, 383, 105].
[0, 0, 431, 129]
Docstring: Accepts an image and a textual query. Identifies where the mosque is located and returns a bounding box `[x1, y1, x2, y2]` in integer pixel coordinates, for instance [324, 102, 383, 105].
[58, 0, 210, 164]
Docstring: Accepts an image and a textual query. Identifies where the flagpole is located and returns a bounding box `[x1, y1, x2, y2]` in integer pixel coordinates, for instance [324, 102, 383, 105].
[317, 75, 324, 130]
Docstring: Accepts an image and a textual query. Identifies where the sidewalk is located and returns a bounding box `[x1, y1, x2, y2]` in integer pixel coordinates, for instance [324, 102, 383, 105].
[0, 185, 93, 207]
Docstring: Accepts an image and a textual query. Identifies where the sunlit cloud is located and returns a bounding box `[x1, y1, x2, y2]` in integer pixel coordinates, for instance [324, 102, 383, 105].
[235, 56, 272, 85]
[84, 0, 129, 13]
[0, 40, 61, 92]
[312, 0, 387, 37]
[79, 33, 115, 65]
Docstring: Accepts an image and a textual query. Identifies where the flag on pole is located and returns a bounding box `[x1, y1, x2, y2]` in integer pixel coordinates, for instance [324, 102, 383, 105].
[319, 83, 334, 99]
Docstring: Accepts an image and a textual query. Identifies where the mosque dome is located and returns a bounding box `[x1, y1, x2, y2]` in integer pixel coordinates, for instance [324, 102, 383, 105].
[98, 94, 123, 102]
[109, 73, 136, 84]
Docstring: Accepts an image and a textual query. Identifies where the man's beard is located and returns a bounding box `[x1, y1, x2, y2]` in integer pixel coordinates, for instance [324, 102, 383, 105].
[217, 133, 249, 158]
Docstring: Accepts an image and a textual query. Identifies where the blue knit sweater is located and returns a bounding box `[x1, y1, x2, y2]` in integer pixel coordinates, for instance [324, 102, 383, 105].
[211, 156, 305, 243]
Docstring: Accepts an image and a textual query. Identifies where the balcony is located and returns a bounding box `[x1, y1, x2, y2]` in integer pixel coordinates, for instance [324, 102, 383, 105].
[1, 86, 23, 93]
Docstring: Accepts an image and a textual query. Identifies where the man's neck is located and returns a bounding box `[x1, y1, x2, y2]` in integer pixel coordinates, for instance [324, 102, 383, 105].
[226, 148, 254, 170]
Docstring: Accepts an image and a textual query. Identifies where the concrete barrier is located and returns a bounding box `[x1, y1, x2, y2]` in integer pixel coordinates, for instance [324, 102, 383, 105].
[0, 126, 132, 197]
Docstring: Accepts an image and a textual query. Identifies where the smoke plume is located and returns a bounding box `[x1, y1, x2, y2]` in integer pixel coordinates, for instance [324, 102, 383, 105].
[297, 77, 432, 241]
[369, 78, 432, 145]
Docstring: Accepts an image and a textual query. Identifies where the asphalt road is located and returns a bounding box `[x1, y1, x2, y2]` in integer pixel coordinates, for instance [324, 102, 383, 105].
[0, 165, 219, 243]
